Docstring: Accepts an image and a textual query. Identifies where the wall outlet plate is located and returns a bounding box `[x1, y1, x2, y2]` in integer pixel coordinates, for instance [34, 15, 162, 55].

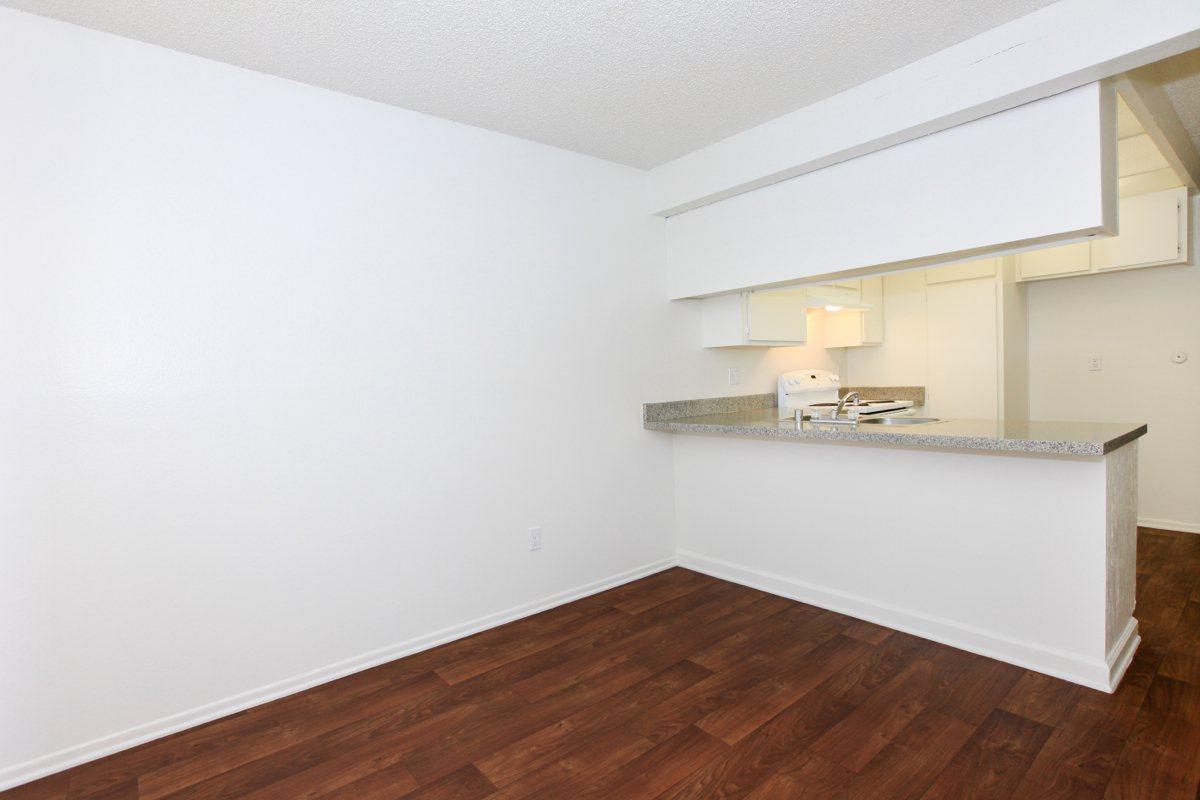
[1089, 356, 1102, 371]
[529, 527, 542, 551]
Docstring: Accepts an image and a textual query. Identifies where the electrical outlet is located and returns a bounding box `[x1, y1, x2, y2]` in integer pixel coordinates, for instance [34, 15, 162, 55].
[1089, 356, 1102, 372]
[727, 367, 740, 386]
[528, 527, 542, 551]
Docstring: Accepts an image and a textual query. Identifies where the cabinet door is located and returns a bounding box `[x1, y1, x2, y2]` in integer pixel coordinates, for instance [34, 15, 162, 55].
[1016, 241, 1092, 280]
[860, 277, 884, 344]
[1091, 187, 1185, 271]
[746, 291, 807, 343]
[925, 257, 999, 284]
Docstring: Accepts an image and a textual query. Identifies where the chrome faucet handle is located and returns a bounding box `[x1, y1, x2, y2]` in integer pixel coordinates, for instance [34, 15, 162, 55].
[832, 391, 860, 421]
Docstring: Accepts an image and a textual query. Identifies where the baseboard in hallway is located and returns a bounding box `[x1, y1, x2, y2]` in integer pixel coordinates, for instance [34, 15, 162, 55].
[0, 556, 677, 793]
[1139, 518, 1200, 535]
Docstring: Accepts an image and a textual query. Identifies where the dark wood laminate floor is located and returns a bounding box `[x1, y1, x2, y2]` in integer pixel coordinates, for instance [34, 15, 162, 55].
[8, 527, 1200, 800]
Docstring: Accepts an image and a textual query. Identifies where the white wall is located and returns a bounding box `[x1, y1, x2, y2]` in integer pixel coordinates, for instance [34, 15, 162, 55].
[0, 8, 832, 786]
[1028, 195, 1200, 532]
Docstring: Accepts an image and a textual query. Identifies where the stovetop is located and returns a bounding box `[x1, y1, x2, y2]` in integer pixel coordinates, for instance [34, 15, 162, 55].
[806, 400, 902, 407]
[802, 399, 915, 421]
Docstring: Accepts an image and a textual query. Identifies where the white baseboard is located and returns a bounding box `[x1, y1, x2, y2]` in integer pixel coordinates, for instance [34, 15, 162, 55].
[0, 557, 676, 793]
[676, 549, 1117, 693]
[1139, 517, 1200, 535]
[1105, 617, 1140, 692]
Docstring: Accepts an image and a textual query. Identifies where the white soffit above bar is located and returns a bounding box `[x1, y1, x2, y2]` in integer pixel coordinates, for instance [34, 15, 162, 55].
[648, 0, 1200, 217]
[666, 82, 1115, 300]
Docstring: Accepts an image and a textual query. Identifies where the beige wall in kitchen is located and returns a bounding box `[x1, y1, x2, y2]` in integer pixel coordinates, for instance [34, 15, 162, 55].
[840, 269, 929, 387]
[839, 267, 1001, 419]
[1027, 195, 1200, 532]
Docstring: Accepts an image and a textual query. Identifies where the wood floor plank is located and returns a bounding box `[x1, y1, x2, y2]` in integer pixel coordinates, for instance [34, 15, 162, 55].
[1101, 720, 1200, 800]
[68, 780, 135, 800]
[8, 529, 1200, 800]
[741, 752, 853, 800]
[137, 671, 449, 800]
[398, 765, 495, 800]
[481, 726, 656, 800]
[595, 568, 709, 611]
[634, 595, 797, 675]
[687, 604, 829, 671]
[1158, 601, 1200, 685]
[435, 608, 633, 684]
[402, 660, 653, 784]
[235, 729, 419, 800]
[999, 670, 1082, 727]
[1135, 529, 1172, 576]
[925, 649, 1026, 726]
[918, 708, 1052, 800]
[151, 738, 330, 800]
[810, 657, 943, 771]
[842, 618, 894, 645]
[312, 763, 421, 800]
[613, 571, 713, 615]
[3, 774, 69, 800]
[646, 632, 935, 800]
[572, 725, 727, 800]
[1101, 676, 1200, 800]
[845, 709, 976, 800]
[477, 660, 712, 788]
[1008, 709, 1126, 800]
[694, 634, 870, 744]
[506, 584, 749, 702]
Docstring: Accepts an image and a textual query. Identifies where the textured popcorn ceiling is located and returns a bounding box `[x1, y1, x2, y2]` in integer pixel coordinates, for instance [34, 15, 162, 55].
[1142, 48, 1200, 153]
[1, 0, 1058, 167]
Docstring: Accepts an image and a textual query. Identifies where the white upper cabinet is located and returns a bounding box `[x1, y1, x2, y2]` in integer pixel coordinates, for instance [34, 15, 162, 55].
[926, 257, 1000, 284]
[1091, 188, 1185, 271]
[1016, 187, 1188, 282]
[1016, 241, 1092, 280]
[746, 291, 809, 342]
[700, 289, 808, 348]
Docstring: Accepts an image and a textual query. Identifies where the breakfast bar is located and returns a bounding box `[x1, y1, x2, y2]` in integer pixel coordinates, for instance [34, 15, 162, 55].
[646, 392, 1148, 692]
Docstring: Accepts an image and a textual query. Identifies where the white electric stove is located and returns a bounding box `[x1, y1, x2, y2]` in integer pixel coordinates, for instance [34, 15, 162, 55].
[777, 369, 914, 421]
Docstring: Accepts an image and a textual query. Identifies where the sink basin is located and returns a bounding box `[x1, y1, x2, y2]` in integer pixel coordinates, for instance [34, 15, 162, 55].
[858, 416, 943, 426]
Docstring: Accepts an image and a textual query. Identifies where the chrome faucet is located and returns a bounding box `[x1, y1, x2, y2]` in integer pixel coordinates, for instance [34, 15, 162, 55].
[831, 391, 860, 421]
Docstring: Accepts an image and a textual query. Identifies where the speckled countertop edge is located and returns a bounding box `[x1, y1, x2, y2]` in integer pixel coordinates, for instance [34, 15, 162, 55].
[643, 393, 775, 424]
[643, 401, 1148, 457]
[842, 385, 926, 405]
[645, 417, 1147, 456]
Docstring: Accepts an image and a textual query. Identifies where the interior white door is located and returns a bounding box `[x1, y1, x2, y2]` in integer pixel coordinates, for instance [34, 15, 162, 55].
[926, 279, 999, 419]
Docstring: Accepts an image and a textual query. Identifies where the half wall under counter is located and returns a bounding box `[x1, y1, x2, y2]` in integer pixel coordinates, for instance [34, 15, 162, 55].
[645, 393, 1148, 692]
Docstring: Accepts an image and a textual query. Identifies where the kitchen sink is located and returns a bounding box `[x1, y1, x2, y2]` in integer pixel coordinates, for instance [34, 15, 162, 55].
[858, 416, 943, 426]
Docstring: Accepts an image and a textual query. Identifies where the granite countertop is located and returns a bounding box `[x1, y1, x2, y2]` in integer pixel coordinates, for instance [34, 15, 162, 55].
[643, 394, 1147, 456]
